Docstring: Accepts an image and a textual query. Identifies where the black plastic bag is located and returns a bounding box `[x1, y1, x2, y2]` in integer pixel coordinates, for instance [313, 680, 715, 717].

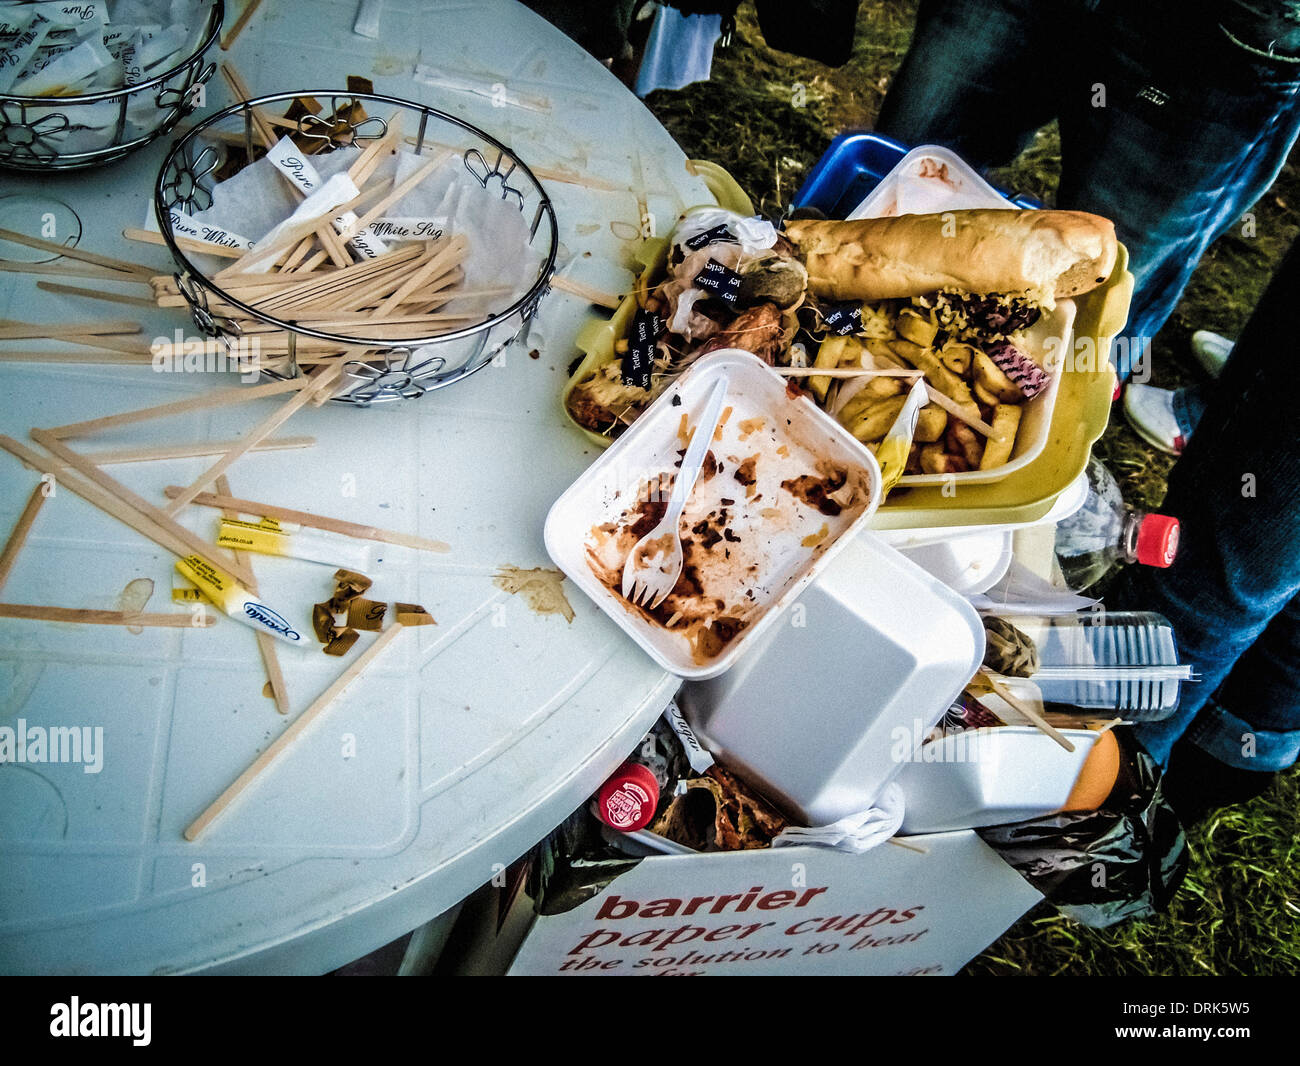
[753, 0, 861, 67]
[976, 731, 1189, 928]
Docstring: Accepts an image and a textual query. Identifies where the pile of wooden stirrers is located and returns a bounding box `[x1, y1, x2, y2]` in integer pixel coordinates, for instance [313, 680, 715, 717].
[0, 88, 506, 384]
[131, 86, 508, 379]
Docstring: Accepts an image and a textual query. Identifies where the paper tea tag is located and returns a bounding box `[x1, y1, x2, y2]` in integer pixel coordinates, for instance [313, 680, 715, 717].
[621, 306, 663, 389]
[986, 342, 1049, 399]
[663, 701, 714, 774]
[266, 135, 323, 195]
[684, 223, 736, 252]
[821, 301, 863, 336]
[693, 258, 743, 305]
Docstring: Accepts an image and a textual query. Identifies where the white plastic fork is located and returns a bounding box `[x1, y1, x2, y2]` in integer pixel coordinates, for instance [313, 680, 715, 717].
[621, 377, 729, 610]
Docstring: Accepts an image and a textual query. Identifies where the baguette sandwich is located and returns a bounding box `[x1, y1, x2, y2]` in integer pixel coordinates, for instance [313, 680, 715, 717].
[784, 209, 1118, 303]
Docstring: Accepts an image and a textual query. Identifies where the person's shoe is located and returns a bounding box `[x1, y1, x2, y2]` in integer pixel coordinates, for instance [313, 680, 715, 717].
[1124, 384, 1187, 455]
[1190, 329, 1233, 378]
[1159, 737, 1274, 828]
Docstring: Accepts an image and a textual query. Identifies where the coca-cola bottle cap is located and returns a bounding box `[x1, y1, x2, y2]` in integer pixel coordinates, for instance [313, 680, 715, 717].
[1136, 514, 1179, 568]
[596, 762, 660, 832]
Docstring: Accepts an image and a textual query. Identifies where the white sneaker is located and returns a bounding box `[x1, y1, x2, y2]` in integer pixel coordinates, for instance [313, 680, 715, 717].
[1123, 384, 1187, 455]
[1190, 329, 1233, 378]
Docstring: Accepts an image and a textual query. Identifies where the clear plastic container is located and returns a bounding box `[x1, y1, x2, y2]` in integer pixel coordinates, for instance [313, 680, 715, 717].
[985, 610, 1195, 721]
[1053, 458, 1179, 592]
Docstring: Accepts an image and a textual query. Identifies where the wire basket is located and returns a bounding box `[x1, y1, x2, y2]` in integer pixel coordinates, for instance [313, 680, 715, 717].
[0, 1, 223, 171]
[153, 89, 559, 406]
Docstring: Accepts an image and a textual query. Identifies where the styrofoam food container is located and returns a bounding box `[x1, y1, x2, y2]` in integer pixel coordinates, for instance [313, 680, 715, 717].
[545, 349, 883, 680]
[678, 531, 986, 826]
[847, 144, 1017, 221]
[897, 727, 1100, 835]
[845, 144, 1075, 489]
[896, 529, 1015, 597]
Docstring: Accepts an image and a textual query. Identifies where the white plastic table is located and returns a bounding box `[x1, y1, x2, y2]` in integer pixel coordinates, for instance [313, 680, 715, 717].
[0, 0, 716, 974]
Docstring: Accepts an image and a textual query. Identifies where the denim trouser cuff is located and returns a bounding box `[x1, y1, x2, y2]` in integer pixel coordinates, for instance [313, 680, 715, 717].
[1184, 700, 1300, 772]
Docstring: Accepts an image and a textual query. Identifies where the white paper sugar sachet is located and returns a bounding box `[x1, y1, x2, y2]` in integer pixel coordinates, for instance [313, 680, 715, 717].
[382, 149, 543, 308]
[11, 32, 112, 95]
[663, 701, 715, 775]
[239, 172, 363, 273]
[771, 783, 906, 854]
[263, 137, 391, 259]
[0, 14, 52, 93]
[137, 20, 187, 70]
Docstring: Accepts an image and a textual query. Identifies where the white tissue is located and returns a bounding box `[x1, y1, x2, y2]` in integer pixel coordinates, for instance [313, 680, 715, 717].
[772, 783, 906, 854]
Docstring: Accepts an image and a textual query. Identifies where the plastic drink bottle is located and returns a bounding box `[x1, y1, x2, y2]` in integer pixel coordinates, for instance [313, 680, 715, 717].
[1054, 458, 1179, 592]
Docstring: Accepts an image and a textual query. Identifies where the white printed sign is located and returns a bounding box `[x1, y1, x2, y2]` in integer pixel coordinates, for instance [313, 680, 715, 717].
[508, 832, 1040, 976]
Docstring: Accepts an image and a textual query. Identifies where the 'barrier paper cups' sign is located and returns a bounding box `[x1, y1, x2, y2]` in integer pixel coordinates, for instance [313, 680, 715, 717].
[508, 832, 1040, 976]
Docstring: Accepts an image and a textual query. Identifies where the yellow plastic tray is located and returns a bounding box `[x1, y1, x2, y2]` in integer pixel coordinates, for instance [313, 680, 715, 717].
[559, 166, 1133, 530]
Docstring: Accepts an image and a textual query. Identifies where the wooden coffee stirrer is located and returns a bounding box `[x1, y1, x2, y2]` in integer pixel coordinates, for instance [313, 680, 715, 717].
[0, 227, 159, 280]
[163, 363, 345, 516]
[185, 622, 406, 841]
[0, 479, 216, 630]
[162, 486, 452, 554]
[0, 435, 253, 589]
[0, 484, 45, 595]
[23, 430, 260, 588]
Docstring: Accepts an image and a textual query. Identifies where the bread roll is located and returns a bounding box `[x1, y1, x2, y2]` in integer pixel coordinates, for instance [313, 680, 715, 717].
[784, 209, 1117, 301]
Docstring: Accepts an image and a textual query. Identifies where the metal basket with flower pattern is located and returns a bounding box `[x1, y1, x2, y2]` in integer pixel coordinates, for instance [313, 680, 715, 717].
[153, 89, 558, 406]
[0, 1, 222, 172]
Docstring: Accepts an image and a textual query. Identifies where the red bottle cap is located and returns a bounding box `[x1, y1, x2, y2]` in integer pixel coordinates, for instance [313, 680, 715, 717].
[1136, 514, 1179, 568]
[596, 762, 660, 832]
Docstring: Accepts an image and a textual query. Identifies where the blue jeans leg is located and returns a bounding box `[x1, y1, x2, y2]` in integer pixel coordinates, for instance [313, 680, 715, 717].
[877, 0, 1300, 382]
[1055, 5, 1300, 378]
[1115, 239, 1300, 768]
[874, 0, 1062, 172]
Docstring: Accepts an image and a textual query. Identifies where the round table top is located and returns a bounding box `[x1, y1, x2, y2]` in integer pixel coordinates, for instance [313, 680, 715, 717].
[0, 0, 708, 974]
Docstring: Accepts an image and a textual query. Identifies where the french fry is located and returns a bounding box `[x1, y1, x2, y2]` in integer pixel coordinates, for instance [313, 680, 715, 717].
[895, 308, 938, 348]
[845, 394, 907, 443]
[979, 405, 1023, 469]
[939, 342, 974, 376]
[914, 404, 949, 443]
[888, 340, 982, 423]
[973, 347, 1027, 404]
[809, 335, 856, 402]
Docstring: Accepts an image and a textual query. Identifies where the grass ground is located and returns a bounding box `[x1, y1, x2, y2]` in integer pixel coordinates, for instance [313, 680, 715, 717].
[643, 1, 1300, 976]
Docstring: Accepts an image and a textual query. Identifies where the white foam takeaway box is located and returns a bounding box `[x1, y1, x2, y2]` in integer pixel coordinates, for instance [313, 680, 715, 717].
[545, 349, 883, 680]
[472, 833, 1042, 977]
[678, 531, 986, 826]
